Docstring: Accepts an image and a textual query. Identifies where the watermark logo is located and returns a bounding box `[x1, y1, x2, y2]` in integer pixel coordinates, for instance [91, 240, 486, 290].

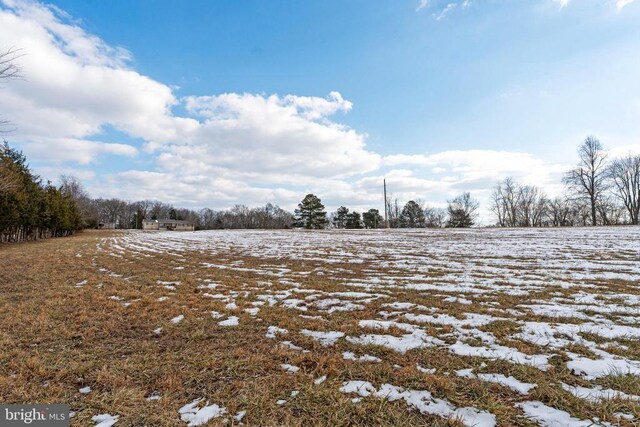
[1, 405, 69, 426]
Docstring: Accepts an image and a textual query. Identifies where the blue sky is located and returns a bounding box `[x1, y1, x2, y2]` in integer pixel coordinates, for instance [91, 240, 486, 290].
[1, 0, 639, 221]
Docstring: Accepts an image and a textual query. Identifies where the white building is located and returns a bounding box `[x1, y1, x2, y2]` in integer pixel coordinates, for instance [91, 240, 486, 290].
[142, 219, 194, 231]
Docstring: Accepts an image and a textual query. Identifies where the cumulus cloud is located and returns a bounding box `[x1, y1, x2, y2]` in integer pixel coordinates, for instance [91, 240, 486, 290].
[174, 91, 378, 178]
[0, 0, 196, 162]
[0, 0, 378, 188]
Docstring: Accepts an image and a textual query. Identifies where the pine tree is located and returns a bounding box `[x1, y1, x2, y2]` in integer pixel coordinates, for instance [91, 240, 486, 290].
[332, 206, 349, 229]
[1, 142, 81, 242]
[400, 200, 426, 228]
[446, 192, 479, 228]
[345, 211, 363, 229]
[294, 194, 328, 229]
[362, 209, 382, 229]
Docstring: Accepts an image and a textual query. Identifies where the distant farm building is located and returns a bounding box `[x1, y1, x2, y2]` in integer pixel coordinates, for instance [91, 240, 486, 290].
[142, 219, 194, 231]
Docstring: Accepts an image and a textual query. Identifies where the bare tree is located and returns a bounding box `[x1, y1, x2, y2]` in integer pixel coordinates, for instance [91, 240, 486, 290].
[608, 154, 640, 225]
[0, 48, 22, 80]
[1, 48, 23, 132]
[385, 195, 401, 228]
[490, 178, 522, 227]
[596, 195, 625, 225]
[424, 206, 447, 228]
[59, 175, 98, 227]
[149, 200, 172, 220]
[519, 185, 548, 227]
[491, 178, 548, 227]
[563, 136, 608, 226]
[547, 196, 572, 226]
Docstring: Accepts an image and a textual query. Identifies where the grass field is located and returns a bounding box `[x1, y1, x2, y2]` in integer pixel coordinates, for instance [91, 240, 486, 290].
[1, 227, 639, 426]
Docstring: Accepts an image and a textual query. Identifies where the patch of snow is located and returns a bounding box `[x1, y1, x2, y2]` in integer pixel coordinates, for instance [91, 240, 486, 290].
[219, 316, 239, 326]
[340, 381, 376, 397]
[566, 351, 640, 379]
[234, 410, 246, 422]
[416, 364, 436, 374]
[266, 326, 288, 339]
[281, 363, 300, 374]
[92, 414, 119, 427]
[301, 329, 345, 346]
[244, 307, 260, 316]
[516, 401, 603, 427]
[476, 373, 536, 395]
[340, 382, 496, 427]
[561, 383, 640, 402]
[342, 351, 381, 363]
[179, 398, 227, 427]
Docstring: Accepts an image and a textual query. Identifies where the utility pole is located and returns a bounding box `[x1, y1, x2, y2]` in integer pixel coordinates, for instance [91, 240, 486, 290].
[383, 178, 389, 228]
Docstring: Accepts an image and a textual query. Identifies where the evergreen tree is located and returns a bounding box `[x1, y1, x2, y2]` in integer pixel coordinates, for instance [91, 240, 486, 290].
[400, 200, 426, 228]
[1, 142, 81, 242]
[345, 211, 363, 229]
[446, 192, 479, 228]
[362, 209, 383, 229]
[332, 206, 349, 229]
[294, 194, 328, 229]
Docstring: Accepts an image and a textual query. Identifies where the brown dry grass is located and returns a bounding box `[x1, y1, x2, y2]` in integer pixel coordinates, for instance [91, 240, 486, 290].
[0, 229, 638, 426]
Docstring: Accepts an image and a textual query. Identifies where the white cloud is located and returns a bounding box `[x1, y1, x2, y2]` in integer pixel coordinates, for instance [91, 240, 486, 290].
[0, 0, 196, 162]
[383, 150, 566, 185]
[609, 143, 640, 158]
[0, 0, 378, 188]
[25, 137, 137, 164]
[434, 3, 456, 20]
[416, 0, 429, 12]
[617, 0, 637, 9]
[553, 0, 571, 8]
[174, 91, 379, 178]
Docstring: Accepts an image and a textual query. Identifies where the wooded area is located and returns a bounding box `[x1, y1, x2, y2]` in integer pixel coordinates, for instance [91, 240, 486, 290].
[0, 142, 81, 243]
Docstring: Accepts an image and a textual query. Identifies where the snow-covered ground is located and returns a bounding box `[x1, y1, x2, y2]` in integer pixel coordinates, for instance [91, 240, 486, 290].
[94, 227, 640, 426]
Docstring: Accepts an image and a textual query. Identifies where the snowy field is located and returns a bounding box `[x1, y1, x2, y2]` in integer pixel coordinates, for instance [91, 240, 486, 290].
[85, 227, 640, 426]
[3, 227, 639, 426]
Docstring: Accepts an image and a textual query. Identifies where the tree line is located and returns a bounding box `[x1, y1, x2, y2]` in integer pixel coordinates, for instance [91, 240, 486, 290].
[293, 192, 479, 229]
[59, 176, 296, 231]
[2, 137, 638, 241]
[491, 137, 639, 227]
[0, 142, 82, 243]
[295, 137, 639, 229]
